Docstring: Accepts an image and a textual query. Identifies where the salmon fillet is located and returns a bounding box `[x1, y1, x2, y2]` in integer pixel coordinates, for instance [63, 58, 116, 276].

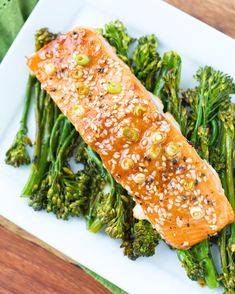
[27, 27, 234, 249]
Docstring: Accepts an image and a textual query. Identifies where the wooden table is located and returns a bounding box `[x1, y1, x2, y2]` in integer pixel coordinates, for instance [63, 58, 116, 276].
[1, 1, 235, 293]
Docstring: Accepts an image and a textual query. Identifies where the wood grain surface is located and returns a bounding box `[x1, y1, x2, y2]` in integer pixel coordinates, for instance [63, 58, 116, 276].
[0, 217, 110, 294]
[1, 1, 235, 294]
[165, 0, 235, 38]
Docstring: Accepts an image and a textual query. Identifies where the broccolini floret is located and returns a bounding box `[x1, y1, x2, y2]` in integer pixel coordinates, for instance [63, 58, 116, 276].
[177, 249, 205, 282]
[35, 27, 57, 51]
[103, 20, 134, 64]
[103, 186, 128, 239]
[132, 35, 161, 91]
[46, 167, 90, 219]
[122, 219, 160, 260]
[161, 51, 189, 136]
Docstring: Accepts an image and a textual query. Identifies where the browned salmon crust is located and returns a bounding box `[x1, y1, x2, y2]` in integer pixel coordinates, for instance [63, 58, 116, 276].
[27, 27, 234, 249]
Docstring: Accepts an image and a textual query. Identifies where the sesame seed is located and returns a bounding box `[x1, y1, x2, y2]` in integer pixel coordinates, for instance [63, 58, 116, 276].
[182, 241, 189, 247]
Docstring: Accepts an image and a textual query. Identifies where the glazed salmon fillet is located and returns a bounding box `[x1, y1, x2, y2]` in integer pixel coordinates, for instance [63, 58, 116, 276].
[27, 27, 234, 249]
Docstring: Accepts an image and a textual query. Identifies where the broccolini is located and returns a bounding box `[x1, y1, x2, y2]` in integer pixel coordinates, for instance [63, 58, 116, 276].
[103, 20, 134, 64]
[177, 249, 205, 282]
[217, 104, 235, 293]
[5, 74, 35, 167]
[132, 35, 161, 91]
[122, 219, 160, 260]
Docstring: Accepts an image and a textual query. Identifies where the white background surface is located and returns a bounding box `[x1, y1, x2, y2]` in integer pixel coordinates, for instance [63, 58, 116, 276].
[1, 0, 235, 293]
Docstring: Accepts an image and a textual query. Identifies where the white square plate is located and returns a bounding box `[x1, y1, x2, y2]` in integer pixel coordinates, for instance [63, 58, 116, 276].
[1, 0, 235, 293]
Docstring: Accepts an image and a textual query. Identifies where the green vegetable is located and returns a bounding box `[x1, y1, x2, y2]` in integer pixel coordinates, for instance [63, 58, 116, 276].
[134, 105, 147, 117]
[21, 86, 55, 197]
[5, 74, 35, 167]
[78, 146, 106, 232]
[103, 187, 127, 239]
[45, 141, 89, 218]
[165, 142, 180, 157]
[107, 81, 122, 94]
[148, 145, 161, 160]
[103, 20, 134, 64]
[177, 249, 205, 282]
[163, 52, 189, 136]
[192, 241, 219, 288]
[132, 35, 161, 91]
[28, 115, 93, 220]
[122, 127, 139, 142]
[121, 158, 134, 170]
[122, 219, 160, 260]
[154, 51, 178, 106]
[35, 27, 57, 51]
[217, 104, 235, 293]
[154, 51, 189, 136]
[160, 65, 221, 288]
[74, 54, 90, 66]
[76, 83, 90, 95]
[5, 27, 58, 168]
[190, 66, 235, 159]
[84, 146, 128, 238]
[181, 68, 234, 289]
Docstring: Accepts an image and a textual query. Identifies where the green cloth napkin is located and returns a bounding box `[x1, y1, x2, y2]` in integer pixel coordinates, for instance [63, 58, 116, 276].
[0, 1, 126, 293]
[0, 0, 37, 60]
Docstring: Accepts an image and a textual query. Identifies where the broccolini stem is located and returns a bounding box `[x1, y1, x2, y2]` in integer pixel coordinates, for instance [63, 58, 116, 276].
[86, 146, 116, 194]
[166, 84, 180, 120]
[191, 76, 205, 146]
[21, 94, 54, 197]
[55, 128, 76, 171]
[53, 104, 60, 125]
[225, 127, 235, 211]
[35, 82, 45, 161]
[39, 93, 54, 169]
[220, 106, 235, 281]
[219, 170, 229, 287]
[21, 82, 44, 196]
[164, 52, 182, 119]
[213, 105, 235, 292]
[86, 188, 103, 233]
[154, 51, 180, 108]
[224, 125, 235, 282]
[86, 146, 107, 178]
[49, 114, 66, 162]
[20, 74, 35, 130]
[209, 119, 219, 146]
[87, 217, 103, 233]
[57, 118, 72, 152]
